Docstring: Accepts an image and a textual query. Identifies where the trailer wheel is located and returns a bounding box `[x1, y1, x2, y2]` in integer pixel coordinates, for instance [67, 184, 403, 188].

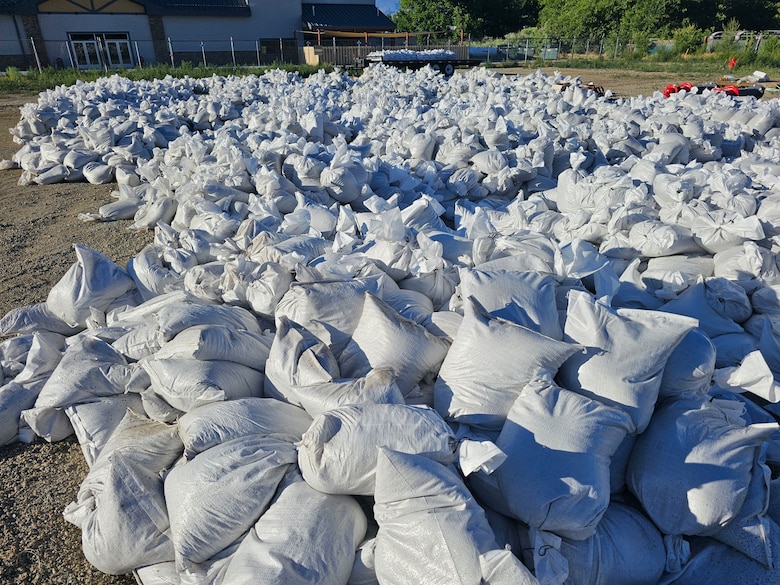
[443, 63, 455, 76]
[431, 63, 441, 72]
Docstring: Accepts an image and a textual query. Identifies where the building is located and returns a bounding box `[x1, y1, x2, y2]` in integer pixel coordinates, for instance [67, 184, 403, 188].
[0, 0, 395, 70]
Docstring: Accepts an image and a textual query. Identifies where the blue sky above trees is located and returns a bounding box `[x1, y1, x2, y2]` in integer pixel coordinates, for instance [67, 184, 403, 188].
[376, 0, 399, 15]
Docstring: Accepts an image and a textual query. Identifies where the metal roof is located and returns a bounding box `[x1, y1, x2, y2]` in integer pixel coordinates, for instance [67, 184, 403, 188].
[140, 0, 251, 17]
[302, 3, 395, 32]
[0, 0, 251, 16]
[0, 0, 38, 14]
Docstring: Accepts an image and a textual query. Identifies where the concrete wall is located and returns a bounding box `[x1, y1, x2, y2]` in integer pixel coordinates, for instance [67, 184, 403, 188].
[37, 13, 154, 67]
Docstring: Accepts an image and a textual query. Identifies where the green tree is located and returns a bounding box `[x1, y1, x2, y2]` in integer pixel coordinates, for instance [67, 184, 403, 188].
[539, 0, 623, 39]
[393, 0, 468, 37]
[393, 0, 539, 39]
[538, 0, 779, 41]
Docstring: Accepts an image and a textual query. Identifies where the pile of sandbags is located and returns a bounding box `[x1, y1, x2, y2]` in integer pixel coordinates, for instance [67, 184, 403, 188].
[2, 65, 780, 583]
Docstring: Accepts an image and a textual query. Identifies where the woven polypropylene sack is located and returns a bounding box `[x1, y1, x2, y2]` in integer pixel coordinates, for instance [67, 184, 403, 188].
[434, 296, 577, 432]
[558, 290, 696, 432]
[373, 448, 537, 585]
[219, 467, 367, 585]
[484, 376, 634, 540]
[298, 403, 457, 496]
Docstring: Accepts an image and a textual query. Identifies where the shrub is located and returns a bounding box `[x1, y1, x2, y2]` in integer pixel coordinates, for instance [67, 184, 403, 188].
[672, 25, 706, 56]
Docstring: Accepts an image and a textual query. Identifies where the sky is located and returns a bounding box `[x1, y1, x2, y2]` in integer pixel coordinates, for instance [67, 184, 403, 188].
[376, 0, 400, 15]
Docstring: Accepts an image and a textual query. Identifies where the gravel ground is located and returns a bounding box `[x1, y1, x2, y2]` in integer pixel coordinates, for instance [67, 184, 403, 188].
[0, 67, 773, 583]
[0, 94, 149, 585]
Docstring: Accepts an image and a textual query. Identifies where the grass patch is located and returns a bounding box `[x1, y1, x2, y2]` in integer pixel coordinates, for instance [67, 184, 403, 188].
[0, 63, 330, 94]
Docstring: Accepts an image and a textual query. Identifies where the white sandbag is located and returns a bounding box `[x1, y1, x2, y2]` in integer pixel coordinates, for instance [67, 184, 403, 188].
[611, 258, 663, 310]
[111, 322, 165, 361]
[139, 388, 182, 424]
[155, 301, 262, 341]
[558, 501, 667, 585]
[248, 234, 329, 269]
[712, 332, 759, 368]
[713, 242, 780, 293]
[263, 316, 340, 406]
[154, 324, 271, 371]
[127, 244, 184, 301]
[435, 296, 577, 432]
[82, 160, 115, 184]
[659, 279, 742, 337]
[243, 261, 294, 320]
[658, 535, 780, 584]
[274, 278, 384, 358]
[13, 330, 66, 385]
[691, 210, 765, 254]
[321, 165, 361, 203]
[0, 382, 42, 445]
[458, 268, 562, 339]
[219, 467, 367, 585]
[177, 397, 312, 460]
[708, 444, 778, 569]
[398, 265, 459, 311]
[752, 285, 780, 314]
[142, 357, 264, 412]
[130, 196, 178, 231]
[165, 434, 298, 572]
[0, 302, 82, 337]
[349, 536, 379, 585]
[294, 368, 405, 418]
[298, 403, 457, 496]
[558, 290, 697, 432]
[482, 376, 634, 540]
[704, 276, 753, 324]
[628, 220, 702, 258]
[339, 293, 450, 397]
[627, 397, 778, 536]
[46, 244, 136, 327]
[422, 310, 463, 341]
[651, 173, 695, 208]
[373, 448, 537, 585]
[65, 393, 145, 467]
[659, 328, 716, 398]
[381, 287, 434, 325]
[25, 336, 135, 441]
[63, 409, 183, 575]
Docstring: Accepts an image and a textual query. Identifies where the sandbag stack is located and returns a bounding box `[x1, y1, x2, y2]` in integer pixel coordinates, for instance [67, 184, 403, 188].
[2, 65, 780, 583]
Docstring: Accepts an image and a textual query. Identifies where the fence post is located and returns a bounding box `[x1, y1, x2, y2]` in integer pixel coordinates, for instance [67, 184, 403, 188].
[65, 41, 76, 69]
[256, 39, 261, 67]
[97, 36, 108, 71]
[614, 37, 619, 59]
[230, 37, 236, 67]
[201, 41, 207, 67]
[168, 37, 174, 67]
[279, 38, 284, 63]
[30, 37, 42, 72]
[135, 41, 142, 68]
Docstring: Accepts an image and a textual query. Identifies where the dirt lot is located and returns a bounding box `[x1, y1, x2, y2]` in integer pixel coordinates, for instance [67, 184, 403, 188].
[0, 67, 775, 583]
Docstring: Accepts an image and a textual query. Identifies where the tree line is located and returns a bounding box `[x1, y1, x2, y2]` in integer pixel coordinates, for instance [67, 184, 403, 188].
[392, 0, 780, 42]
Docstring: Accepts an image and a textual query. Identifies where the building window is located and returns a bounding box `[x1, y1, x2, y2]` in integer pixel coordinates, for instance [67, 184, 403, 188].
[69, 32, 133, 69]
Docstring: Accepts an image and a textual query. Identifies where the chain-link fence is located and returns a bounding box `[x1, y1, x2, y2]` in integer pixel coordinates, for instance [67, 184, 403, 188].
[0, 35, 684, 73]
